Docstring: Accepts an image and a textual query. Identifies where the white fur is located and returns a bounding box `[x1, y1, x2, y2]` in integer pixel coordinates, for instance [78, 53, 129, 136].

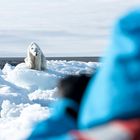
[24, 42, 46, 71]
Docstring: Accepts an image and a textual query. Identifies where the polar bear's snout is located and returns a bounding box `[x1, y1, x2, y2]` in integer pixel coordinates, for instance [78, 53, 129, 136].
[35, 51, 40, 56]
[30, 44, 40, 56]
[34, 49, 38, 56]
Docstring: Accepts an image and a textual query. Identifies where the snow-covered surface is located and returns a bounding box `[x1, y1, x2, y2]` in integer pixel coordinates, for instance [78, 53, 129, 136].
[0, 60, 98, 140]
[0, 0, 140, 57]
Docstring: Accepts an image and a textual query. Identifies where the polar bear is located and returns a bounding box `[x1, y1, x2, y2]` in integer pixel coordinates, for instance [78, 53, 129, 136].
[24, 42, 46, 71]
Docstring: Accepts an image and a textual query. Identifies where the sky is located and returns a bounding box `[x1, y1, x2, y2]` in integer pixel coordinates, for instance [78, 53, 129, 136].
[0, 0, 140, 57]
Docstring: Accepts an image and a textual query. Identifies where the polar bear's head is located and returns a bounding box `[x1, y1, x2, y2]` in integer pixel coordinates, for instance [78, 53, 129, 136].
[28, 42, 41, 57]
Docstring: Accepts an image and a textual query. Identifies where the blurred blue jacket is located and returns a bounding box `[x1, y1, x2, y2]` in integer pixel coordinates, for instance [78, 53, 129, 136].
[79, 8, 140, 129]
[27, 98, 78, 140]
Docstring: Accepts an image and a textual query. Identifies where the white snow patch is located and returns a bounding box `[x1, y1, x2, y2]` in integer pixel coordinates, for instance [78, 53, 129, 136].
[0, 60, 98, 140]
[6, 63, 59, 91]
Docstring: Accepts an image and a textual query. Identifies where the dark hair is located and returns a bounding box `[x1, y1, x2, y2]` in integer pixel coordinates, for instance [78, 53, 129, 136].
[58, 74, 91, 105]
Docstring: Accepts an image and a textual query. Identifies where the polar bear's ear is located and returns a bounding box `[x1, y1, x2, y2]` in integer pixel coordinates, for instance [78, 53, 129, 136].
[30, 42, 36, 46]
[30, 42, 39, 47]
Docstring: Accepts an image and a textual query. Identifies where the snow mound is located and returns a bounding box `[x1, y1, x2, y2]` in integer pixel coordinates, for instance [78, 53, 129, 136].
[29, 88, 58, 107]
[0, 100, 51, 140]
[2, 63, 15, 75]
[6, 63, 59, 91]
[0, 75, 30, 108]
[0, 60, 98, 140]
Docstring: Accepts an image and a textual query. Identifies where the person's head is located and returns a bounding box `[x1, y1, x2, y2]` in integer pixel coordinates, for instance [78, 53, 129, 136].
[58, 74, 91, 105]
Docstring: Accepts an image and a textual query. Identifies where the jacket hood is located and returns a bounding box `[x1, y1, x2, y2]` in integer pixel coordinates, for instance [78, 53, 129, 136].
[78, 8, 140, 129]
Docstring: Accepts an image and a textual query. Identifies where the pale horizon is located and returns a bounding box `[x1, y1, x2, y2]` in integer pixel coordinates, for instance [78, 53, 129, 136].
[0, 0, 140, 57]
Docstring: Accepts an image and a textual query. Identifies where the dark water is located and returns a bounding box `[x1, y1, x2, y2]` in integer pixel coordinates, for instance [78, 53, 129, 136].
[0, 57, 100, 69]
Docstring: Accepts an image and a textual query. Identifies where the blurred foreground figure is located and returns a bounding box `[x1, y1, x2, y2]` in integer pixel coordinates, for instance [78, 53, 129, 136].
[58, 74, 91, 121]
[72, 9, 140, 140]
[27, 74, 91, 140]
